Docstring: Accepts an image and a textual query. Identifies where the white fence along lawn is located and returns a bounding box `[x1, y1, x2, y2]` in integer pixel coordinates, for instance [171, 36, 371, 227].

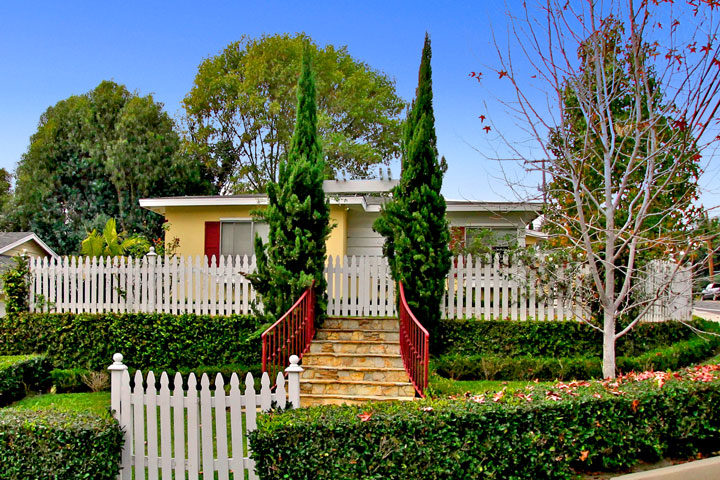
[109, 353, 303, 480]
[30, 254, 691, 321]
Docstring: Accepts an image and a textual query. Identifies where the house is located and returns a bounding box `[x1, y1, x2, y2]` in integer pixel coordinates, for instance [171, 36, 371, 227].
[139, 180, 542, 260]
[0, 232, 58, 269]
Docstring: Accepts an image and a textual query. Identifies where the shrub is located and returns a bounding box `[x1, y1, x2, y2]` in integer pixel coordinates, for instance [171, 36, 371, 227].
[249, 365, 720, 479]
[0, 354, 50, 406]
[0, 408, 122, 480]
[50, 368, 91, 393]
[432, 334, 720, 381]
[0, 312, 263, 371]
[435, 318, 711, 358]
[1, 255, 30, 314]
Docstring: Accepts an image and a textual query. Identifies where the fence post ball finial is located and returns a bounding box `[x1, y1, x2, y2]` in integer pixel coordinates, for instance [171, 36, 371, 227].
[290, 355, 299, 365]
[112, 353, 123, 364]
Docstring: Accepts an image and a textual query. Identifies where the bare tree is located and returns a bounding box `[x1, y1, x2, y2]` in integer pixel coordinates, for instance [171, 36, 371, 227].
[489, 0, 720, 377]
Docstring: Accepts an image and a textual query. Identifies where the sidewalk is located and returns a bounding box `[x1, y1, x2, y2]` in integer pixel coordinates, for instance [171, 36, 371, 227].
[612, 456, 720, 479]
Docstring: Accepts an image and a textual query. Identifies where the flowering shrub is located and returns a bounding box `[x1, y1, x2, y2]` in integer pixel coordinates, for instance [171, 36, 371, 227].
[250, 363, 720, 479]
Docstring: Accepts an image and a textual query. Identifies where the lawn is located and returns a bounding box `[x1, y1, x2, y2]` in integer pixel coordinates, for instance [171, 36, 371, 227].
[429, 373, 551, 397]
[10, 391, 111, 417]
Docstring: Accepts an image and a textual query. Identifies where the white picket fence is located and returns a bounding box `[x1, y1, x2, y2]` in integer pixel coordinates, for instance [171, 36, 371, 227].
[29, 254, 691, 321]
[108, 353, 303, 480]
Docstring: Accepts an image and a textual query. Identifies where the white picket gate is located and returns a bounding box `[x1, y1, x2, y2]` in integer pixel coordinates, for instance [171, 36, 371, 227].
[30, 254, 691, 321]
[108, 354, 302, 480]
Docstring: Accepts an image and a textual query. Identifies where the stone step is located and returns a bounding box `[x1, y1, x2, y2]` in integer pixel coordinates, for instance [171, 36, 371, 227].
[309, 340, 400, 355]
[302, 352, 404, 369]
[302, 365, 410, 383]
[315, 329, 399, 342]
[300, 379, 416, 397]
[322, 317, 400, 331]
[301, 393, 416, 407]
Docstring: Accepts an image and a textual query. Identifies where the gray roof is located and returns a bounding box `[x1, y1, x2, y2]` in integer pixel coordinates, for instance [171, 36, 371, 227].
[0, 232, 35, 249]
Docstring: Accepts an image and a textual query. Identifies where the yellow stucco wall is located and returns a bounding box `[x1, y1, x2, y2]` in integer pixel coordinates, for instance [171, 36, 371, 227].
[163, 204, 349, 259]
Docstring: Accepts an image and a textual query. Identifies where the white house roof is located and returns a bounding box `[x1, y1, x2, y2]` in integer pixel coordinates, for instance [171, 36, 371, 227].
[139, 179, 543, 215]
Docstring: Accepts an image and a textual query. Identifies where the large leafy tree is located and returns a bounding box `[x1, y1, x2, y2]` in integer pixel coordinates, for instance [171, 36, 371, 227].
[249, 45, 332, 321]
[7, 81, 210, 254]
[374, 34, 451, 342]
[183, 33, 405, 193]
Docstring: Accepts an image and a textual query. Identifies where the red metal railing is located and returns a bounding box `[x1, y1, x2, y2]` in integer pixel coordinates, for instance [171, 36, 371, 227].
[398, 282, 430, 398]
[261, 282, 316, 384]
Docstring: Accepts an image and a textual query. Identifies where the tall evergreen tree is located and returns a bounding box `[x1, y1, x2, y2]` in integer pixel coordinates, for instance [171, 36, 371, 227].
[249, 45, 331, 321]
[374, 34, 451, 340]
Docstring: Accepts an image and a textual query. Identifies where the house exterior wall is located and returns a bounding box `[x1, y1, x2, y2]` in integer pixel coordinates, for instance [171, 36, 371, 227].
[347, 209, 384, 256]
[5, 240, 48, 258]
[164, 204, 349, 259]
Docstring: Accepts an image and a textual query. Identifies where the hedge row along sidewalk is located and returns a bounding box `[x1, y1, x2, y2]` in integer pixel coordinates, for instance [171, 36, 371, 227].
[0, 408, 122, 480]
[0, 354, 50, 406]
[250, 363, 720, 480]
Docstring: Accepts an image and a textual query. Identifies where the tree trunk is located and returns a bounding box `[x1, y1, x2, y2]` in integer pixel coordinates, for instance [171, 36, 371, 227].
[602, 307, 616, 378]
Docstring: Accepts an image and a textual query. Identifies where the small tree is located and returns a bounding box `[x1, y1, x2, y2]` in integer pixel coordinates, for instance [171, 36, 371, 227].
[487, 0, 720, 377]
[374, 34, 451, 340]
[249, 45, 332, 321]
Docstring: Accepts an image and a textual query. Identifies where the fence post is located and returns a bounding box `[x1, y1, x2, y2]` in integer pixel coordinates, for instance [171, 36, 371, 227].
[285, 355, 303, 409]
[108, 353, 127, 420]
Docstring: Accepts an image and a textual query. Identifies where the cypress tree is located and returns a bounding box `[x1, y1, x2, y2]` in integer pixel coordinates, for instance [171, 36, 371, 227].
[250, 45, 331, 321]
[374, 34, 451, 340]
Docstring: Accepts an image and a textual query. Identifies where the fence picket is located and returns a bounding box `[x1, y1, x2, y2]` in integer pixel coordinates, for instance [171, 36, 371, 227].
[133, 370, 146, 480]
[158, 372, 172, 480]
[228, 373, 244, 477]
[199, 374, 214, 479]
[172, 373, 186, 480]
[186, 374, 200, 480]
[146, 371, 159, 479]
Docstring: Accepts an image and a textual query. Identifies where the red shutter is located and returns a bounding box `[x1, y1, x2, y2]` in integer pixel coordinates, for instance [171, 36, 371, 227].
[205, 221, 220, 265]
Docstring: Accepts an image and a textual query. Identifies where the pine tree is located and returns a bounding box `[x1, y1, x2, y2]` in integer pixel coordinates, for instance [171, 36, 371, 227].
[249, 45, 331, 321]
[374, 34, 451, 340]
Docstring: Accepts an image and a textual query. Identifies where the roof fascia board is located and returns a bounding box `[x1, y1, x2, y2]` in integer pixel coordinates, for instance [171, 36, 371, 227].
[0, 233, 59, 258]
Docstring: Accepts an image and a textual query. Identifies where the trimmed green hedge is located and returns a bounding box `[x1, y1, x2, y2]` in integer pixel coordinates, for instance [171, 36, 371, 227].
[0, 355, 51, 406]
[433, 334, 720, 381]
[435, 318, 703, 358]
[250, 366, 720, 479]
[0, 312, 263, 371]
[0, 408, 122, 480]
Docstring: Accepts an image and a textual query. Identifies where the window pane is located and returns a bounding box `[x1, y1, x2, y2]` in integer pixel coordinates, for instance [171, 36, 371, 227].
[254, 222, 269, 243]
[221, 222, 252, 257]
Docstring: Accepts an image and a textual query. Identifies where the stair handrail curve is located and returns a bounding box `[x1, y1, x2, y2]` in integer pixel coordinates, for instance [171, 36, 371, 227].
[398, 281, 429, 398]
[261, 281, 316, 385]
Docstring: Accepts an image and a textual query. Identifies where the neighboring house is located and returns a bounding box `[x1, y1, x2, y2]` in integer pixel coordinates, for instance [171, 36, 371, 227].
[0, 232, 58, 316]
[0, 232, 58, 269]
[139, 180, 542, 260]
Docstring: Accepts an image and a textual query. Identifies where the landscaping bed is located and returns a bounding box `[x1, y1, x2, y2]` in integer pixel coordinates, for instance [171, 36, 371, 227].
[250, 363, 720, 480]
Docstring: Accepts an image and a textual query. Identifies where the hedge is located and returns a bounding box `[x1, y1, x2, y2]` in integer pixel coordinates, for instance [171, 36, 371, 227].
[250, 365, 720, 479]
[0, 408, 122, 480]
[0, 312, 263, 371]
[435, 318, 705, 358]
[0, 355, 50, 406]
[433, 333, 720, 381]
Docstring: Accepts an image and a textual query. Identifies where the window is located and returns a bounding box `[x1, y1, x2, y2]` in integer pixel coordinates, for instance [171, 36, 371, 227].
[220, 221, 268, 258]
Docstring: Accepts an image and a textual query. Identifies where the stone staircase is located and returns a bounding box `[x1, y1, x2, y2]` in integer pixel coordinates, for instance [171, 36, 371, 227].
[300, 317, 417, 406]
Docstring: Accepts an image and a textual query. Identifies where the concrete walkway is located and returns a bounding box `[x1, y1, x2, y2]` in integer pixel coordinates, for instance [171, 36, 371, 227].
[612, 456, 720, 479]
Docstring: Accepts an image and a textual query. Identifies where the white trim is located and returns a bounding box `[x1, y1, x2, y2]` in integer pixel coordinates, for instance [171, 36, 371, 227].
[0, 233, 59, 259]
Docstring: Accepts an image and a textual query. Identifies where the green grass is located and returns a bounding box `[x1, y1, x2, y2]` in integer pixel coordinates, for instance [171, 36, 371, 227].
[10, 392, 111, 417]
[428, 373, 551, 397]
[0, 354, 39, 369]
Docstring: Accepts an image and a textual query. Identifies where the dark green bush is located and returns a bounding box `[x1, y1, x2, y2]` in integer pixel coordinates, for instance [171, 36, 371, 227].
[433, 334, 720, 381]
[250, 372, 720, 479]
[435, 318, 707, 358]
[1, 255, 30, 315]
[0, 408, 122, 480]
[0, 312, 262, 371]
[0, 355, 51, 406]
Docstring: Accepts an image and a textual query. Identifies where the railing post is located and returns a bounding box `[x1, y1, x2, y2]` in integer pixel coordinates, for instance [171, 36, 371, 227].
[285, 354, 303, 409]
[108, 353, 128, 420]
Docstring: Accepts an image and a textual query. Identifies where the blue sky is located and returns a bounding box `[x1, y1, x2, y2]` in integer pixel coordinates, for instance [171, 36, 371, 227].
[0, 1, 717, 207]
